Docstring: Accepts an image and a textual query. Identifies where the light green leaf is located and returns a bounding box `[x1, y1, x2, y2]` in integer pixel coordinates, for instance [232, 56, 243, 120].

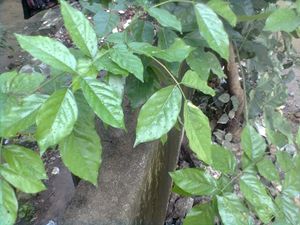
[148, 7, 182, 32]
[264, 8, 300, 32]
[207, 0, 237, 26]
[217, 193, 254, 225]
[94, 50, 129, 76]
[80, 77, 124, 129]
[16, 34, 77, 73]
[276, 151, 293, 172]
[295, 126, 300, 149]
[181, 70, 215, 96]
[0, 164, 46, 193]
[210, 144, 236, 174]
[170, 168, 217, 195]
[36, 89, 78, 153]
[194, 3, 229, 60]
[241, 124, 266, 161]
[0, 94, 48, 137]
[60, 92, 101, 185]
[94, 9, 120, 37]
[0, 71, 18, 94]
[60, 0, 97, 58]
[183, 203, 215, 225]
[184, 101, 212, 164]
[110, 44, 144, 81]
[257, 157, 280, 182]
[3, 145, 47, 180]
[135, 85, 182, 146]
[186, 49, 225, 80]
[240, 173, 276, 223]
[0, 180, 18, 225]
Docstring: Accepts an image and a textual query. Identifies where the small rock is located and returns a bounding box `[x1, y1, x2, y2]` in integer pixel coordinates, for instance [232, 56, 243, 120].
[173, 197, 194, 218]
[51, 167, 60, 175]
[294, 111, 300, 118]
[289, 92, 295, 97]
[45, 220, 57, 225]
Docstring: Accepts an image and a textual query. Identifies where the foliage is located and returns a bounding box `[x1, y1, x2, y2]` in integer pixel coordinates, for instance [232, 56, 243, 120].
[0, 0, 300, 224]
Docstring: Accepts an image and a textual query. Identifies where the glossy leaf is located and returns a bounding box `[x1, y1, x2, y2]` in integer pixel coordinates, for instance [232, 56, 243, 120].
[110, 44, 144, 82]
[0, 71, 18, 94]
[207, 0, 237, 26]
[181, 70, 215, 96]
[80, 77, 125, 129]
[60, 92, 101, 185]
[135, 85, 182, 146]
[184, 101, 212, 164]
[183, 203, 215, 225]
[217, 193, 254, 225]
[148, 7, 182, 32]
[240, 173, 276, 223]
[210, 144, 236, 174]
[194, 3, 229, 60]
[0, 94, 48, 137]
[241, 124, 266, 161]
[0, 164, 46, 193]
[16, 34, 77, 73]
[264, 8, 300, 32]
[60, 0, 98, 58]
[170, 168, 218, 195]
[3, 145, 47, 180]
[257, 157, 280, 182]
[94, 9, 120, 37]
[0, 180, 18, 225]
[36, 89, 78, 153]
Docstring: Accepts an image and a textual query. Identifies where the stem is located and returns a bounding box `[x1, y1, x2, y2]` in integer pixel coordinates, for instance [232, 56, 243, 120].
[151, 57, 187, 100]
[0, 138, 4, 164]
[153, 0, 195, 7]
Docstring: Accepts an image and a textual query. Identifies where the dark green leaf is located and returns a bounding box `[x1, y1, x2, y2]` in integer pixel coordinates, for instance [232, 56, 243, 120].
[60, 92, 101, 185]
[217, 193, 254, 225]
[170, 168, 217, 195]
[240, 173, 276, 223]
[257, 157, 280, 182]
[80, 77, 124, 129]
[194, 3, 229, 60]
[183, 203, 215, 225]
[60, 0, 98, 58]
[16, 34, 77, 73]
[3, 145, 47, 179]
[36, 89, 78, 153]
[148, 7, 182, 32]
[264, 8, 300, 32]
[184, 101, 212, 164]
[181, 70, 215, 96]
[94, 9, 120, 37]
[135, 85, 182, 146]
[0, 180, 18, 225]
[241, 124, 266, 161]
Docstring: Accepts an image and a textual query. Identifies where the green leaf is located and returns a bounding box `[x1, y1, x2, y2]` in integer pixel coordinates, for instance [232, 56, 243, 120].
[181, 70, 215, 96]
[295, 126, 300, 149]
[184, 101, 212, 164]
[60, 0, 98, 58]
[186, 49, 225, 80]
[0, 180, 18, 225]
[80, 77, 124, 129]
[0, 71, 18, 94]
[110, 44, 144, 82]
[60, 92, 101, 185]
[240, 173, 276, 223]
[94, 50, 129, 76]
[217, 193, 254, 225]
[94, 9, 120, 37]
[241, 124, 266, 161]
[0, 164, 46, 193]
[264, 8, 300, 32]
[135, 85, 181, 146]
[257, 157, 280, 182]
[207, 0, 237, 26]
[36, 89, 78, 153]
[276, 151, 293, 172]
[194, 3, 229, 60]
[170, 168, 217, 195]
[183, 203, 215, 225]
[210, 144, 236, 174]
[0, 94, 48, 137]
[3, 145, 47, 179]
[16, 34, 77, 73]
[148, 7, 182, 32]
